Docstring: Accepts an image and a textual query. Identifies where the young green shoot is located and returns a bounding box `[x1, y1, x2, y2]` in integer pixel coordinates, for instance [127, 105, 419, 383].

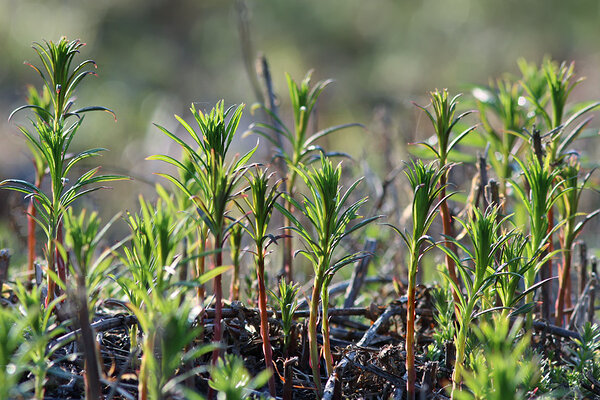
[1, 37, 126, 304]
[236, 168, 284, 396]
[276, 155, 377, 395]
[250, 71, 362, 282]
[414, 89, 477, 309]
[438, 206, 512, 399]
[150, 100, 257, 368]
[388, 159, 450, 400]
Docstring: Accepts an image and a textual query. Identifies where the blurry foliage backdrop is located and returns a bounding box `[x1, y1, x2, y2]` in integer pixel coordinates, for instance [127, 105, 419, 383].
[1, 0, 600, 255]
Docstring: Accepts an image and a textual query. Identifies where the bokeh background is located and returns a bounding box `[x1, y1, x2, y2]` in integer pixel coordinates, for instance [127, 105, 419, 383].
[1, 0, 600, 262]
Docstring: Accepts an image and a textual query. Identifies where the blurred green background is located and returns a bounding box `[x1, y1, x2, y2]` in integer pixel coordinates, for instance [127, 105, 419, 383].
[1, 0, 599, 256]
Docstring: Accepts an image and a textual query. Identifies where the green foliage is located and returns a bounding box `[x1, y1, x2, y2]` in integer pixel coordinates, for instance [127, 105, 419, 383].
[13, 283, 65, 399]
[251, 71, 360, 191]
[277, 156, 376, 281]
[510, 156, 562, 281]
[0, 307, 30, 399]
[427, 279, 456, 362]
[439, 206, 514, 397]
[151, 101, 256, 256]
[456, 316, 539, 400]
[208, 354, 272, 400]
[414, 89, 477, 166]
[237, 169, 283, 253]
[270, 280, 300, 352]
[130, 287, 215, 400]
[390, 160, 448, 260]
[472, 77, 530, 189]
[118, 196, 188, 303]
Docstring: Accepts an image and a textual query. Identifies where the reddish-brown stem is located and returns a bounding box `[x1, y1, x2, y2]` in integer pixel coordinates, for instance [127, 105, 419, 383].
[230, 255, 240, 303]
[257, 255, 276, 396]
[308, 276, 323, 396]
[556, 248, 572, 326]
[283, 201, 294, 283]
[406, 270, 416, 400]
[439, 173, 460, 309]
[207, 237, 223, 400]
[541, 208, 554, 320]
[46, 238, 56, 307]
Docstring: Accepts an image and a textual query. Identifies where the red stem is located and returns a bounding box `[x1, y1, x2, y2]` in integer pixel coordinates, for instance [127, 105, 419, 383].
[406, 272, 416, 400]
[208, 237, 223, 400]
[283, 201, 294, 283]
[257, 255, 276, 396]
[555, 248, 572, 326]
[439, 174, 461, 311]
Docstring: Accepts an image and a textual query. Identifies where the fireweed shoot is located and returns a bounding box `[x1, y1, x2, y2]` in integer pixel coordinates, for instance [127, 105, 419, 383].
[150, 100, 257, 370]
[388, 159, 450, 400]
[1, 38, 127, 304]
[250, 71, 363, 283]
[276, 156, 377, 395]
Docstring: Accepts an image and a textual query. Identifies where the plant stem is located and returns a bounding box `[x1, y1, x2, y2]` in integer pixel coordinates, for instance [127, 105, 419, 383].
[308, 275, 323, 396]
[451, 300, 475, 399]
[256, 253, 276, 396]
[439, 173, 461, 308]
[406, 251, 417, 400]
[556, 247, 572, 326]
[230, 255, 240, 303]
[56, 221, 66, 286]
[196, 230, 207, 305]
[46, 233, 56, 306]
[27, 196, 37, 284]
[211, 234, 223, 366]
[321, 283, 333, 376]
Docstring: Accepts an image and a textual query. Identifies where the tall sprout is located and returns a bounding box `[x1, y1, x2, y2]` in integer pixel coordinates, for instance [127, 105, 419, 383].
[250, 71, 362, 282]
[150, 100, 256, 366]
[555, 158, 599, 325]
[414, 89, 476, 308]
[388, 159, 449, 400]
[236, 168, 283, 396]
[439, 207, 512, 399]
[276, 156, 377, 395]
[1, 37, 126, 304]
[510, 155, 564, 325]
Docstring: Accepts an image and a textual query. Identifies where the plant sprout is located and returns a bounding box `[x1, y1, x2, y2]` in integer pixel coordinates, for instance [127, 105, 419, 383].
[150, 100, 256, 366]
[277, 155, 377, 395]
[251, 71, 362, 282]
[236, 168, 284, 396]
[439, 206, 513, 399]
[270, 279, 300, 355]
[1, 37, 126, 304]
[414, 89, 476, 307]
[388, 159, 449, 400]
